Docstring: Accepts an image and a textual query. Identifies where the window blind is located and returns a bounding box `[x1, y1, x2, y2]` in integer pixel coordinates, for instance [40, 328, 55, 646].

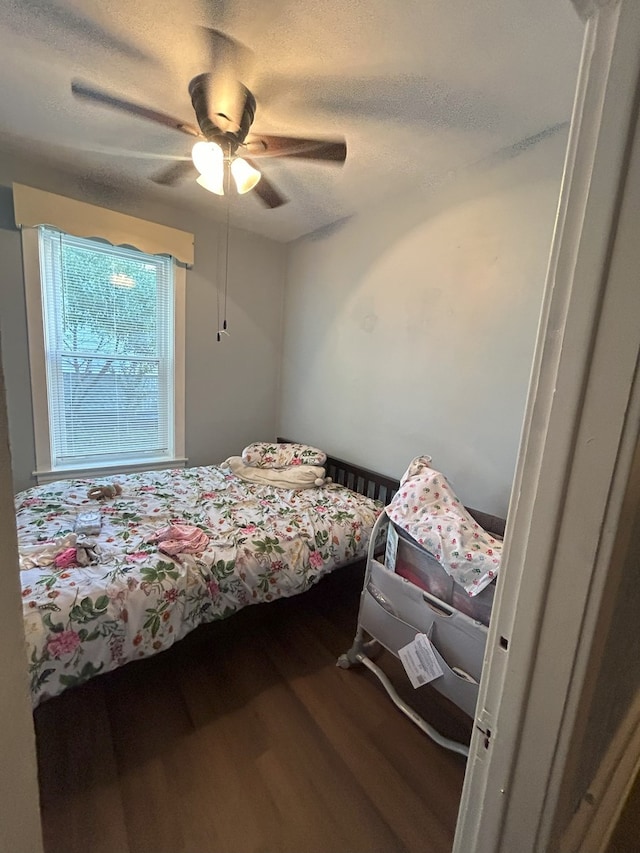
[38, 227, 176, 469]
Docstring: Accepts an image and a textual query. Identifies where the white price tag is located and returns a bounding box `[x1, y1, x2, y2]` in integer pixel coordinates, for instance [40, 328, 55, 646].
[385, 522, 399, 571]
[398, 633, 444, 688]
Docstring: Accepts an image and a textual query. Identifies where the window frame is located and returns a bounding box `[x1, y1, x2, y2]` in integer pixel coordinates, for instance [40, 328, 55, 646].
[22, 226, 186, 484]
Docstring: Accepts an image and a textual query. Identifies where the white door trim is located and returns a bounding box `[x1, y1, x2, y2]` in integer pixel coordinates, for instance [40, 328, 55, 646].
[454, 1, 640, 850]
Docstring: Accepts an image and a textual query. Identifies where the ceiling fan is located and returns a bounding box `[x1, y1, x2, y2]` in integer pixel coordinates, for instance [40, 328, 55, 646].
[70, 28, 347, 209]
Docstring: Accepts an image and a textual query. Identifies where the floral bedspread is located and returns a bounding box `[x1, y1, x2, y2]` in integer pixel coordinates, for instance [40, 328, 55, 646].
[17, 465, 381, 706]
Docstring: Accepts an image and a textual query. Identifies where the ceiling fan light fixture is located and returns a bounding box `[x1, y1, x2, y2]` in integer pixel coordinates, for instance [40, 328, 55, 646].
[196, 173, 225, 195]
[192, 138, 223, 171]
[230, 157, 261, 194]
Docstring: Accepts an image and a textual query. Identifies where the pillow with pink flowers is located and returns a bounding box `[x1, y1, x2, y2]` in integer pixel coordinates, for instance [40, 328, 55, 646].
[241, 442, 327, 469]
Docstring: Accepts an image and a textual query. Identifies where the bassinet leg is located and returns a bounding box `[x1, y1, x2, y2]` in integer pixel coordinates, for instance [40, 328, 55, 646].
[336, 628, 381, 668]
[337, 632, 470, 759]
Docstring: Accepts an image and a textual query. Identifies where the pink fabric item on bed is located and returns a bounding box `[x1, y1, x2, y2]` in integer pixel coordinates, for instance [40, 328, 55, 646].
[147, 523, 209, 556]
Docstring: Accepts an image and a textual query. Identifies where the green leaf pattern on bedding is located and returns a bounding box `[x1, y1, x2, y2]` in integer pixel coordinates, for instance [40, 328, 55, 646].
[17, 465, 381, 706]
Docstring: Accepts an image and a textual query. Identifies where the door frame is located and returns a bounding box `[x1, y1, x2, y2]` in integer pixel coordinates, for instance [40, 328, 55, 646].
[454, 1, 640, 850]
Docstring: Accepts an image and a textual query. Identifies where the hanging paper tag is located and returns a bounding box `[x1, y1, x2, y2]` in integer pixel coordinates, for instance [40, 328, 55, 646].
[398, 633, 444, 688]
[385, 522, 399, 571]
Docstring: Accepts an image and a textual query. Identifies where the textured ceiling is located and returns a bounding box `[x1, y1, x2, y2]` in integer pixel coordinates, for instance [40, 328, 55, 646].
[0, 0, 583, 242]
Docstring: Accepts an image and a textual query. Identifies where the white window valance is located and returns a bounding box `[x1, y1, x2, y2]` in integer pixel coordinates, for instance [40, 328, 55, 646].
[13, 183, 194, 266]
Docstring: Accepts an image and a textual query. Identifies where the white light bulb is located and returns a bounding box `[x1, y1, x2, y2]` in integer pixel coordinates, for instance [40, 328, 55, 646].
[231, 157, 261, 194]
[192, 142, 225, 194]
[196, 173, 224, 195]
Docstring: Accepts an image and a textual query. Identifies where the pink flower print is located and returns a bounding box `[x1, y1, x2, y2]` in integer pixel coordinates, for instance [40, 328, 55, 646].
[163, 588, 179, 603]
[314, 505, 327, 513]
[291, 457, 302, 465]
[487, 549, 493, 556]
[128, 552, 148, 561]
[47, 629, 81, 658]
[207, 579, 220, 598]
[242, 523, 257, 533]
[452, 538, 457, 545]
[309, 550, 324, 569]
[466, 553, 473, 561]
[488, 571, 494, 578]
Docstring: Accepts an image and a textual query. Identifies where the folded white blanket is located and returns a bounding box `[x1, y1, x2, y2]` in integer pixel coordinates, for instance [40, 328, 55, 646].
[224, 456, 328, 489]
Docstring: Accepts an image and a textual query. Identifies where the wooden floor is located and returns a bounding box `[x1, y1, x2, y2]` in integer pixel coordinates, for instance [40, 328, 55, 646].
[34, 562, 471, 853]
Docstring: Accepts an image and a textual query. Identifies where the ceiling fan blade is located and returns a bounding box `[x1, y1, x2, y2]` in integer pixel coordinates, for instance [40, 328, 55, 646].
[244, 135, 347, 163]
[71, 81, 202, 138]
[200, 27, 254, 133]
[245, 160, 288, 208]
[150, 160, 197, 187]
[74, 144, 191, 161]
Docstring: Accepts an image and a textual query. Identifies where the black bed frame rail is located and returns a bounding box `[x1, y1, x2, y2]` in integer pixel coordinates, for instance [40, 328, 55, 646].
[325, 456, 399, 505]
[275, 438, 506, 535]
[276, 437, 398, 505]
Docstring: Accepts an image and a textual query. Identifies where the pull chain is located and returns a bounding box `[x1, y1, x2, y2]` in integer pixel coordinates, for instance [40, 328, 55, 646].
[217, 146, 232, 342]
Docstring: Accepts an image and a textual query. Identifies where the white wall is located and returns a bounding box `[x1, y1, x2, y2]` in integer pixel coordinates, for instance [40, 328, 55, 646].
[0, 151, 287, 492]
[279, 131, 568, 516]
[0, 353, 43, 853]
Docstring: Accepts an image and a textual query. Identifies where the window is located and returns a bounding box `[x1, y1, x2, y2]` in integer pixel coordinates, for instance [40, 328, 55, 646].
[23, 226, 185, 481]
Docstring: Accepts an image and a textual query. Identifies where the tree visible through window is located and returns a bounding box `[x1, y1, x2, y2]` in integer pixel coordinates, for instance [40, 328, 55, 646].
[38, 227, 176, 470]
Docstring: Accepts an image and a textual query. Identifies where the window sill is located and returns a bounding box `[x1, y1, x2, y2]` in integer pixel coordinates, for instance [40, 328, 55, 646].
[32, 458, 188, 485]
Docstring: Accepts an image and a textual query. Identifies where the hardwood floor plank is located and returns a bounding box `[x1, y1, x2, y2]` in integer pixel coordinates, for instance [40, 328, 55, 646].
[216, 628, 409, 853]
[105, 664, 195, 853]
[35, 563, 466, 853]
[263, 614, 461, 852]
[35, 680, 130, 853]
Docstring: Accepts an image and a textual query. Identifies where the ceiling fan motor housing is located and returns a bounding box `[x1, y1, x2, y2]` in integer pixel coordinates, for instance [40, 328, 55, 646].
[188, 73, 256, 149]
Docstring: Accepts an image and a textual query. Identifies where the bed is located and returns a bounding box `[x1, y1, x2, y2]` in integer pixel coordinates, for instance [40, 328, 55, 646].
[17, 443, 397, 707]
